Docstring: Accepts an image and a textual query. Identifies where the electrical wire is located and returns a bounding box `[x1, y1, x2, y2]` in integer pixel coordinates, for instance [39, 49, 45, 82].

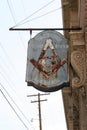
[0, 42, 35, 129]
[0, 55, 17, 81]
[10, 0, 75, 29]
[20, 0, 26, 16]
[0, 82, 36, 130]
[17, 7, 61, 27]
[12, 0, 56, 28]
[0, 42, 26, 91]
[0, 62, 35, 129]
[6, 0, 27, 50]
[0, 60, 22, 102]
[0, 70, 17, 93]
[0, 49, 36, 127]
[0, 88, 29, 130]
[7, 0, 16, 24]
[0, 42, 19, 77]
[0, 0, 32, 126]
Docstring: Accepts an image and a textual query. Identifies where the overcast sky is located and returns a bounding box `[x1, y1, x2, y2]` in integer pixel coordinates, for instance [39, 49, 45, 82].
[0, 0, 67, 130]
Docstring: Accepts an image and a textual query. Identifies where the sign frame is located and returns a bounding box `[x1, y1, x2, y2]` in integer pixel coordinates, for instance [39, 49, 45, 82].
[26, 30, 69, 92]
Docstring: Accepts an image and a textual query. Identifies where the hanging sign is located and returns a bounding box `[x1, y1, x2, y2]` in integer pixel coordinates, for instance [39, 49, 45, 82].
[26, 30, 69, 92]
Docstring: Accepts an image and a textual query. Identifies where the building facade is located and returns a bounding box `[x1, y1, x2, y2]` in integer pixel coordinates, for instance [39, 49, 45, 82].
[61, 0, 87, 130]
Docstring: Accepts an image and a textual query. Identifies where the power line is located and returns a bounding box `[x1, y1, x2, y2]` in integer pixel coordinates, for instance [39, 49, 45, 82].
[0, 82, 32, 128]
[12, 0, 56, 28]
[6, 0, 16, 24]
[0, 42, 19, 77]
[0, 55, 17, 81]
[0, 64, 35, 130]
[10, 0, 76, 29]
[0, 42, 26, 91]
[0, 70, 31, 126]
[0, 70, 17, 93]
[6, 0, 26, 49]
[20, 0, 27, 16]
[0, 59, 22, 101]
[0, 88, 29, 130]
[14, 8, 60, 27]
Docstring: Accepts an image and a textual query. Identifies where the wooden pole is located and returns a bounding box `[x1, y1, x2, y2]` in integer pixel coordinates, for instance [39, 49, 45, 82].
[38, 93, 42, 130]
[27, 93, 49, 130]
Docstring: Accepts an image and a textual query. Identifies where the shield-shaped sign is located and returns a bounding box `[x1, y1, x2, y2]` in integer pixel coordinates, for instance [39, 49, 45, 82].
[26, 30, 69, 92]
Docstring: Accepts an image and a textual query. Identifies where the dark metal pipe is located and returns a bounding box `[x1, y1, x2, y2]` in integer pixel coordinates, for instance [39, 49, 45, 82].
[9, 27, 82, 31]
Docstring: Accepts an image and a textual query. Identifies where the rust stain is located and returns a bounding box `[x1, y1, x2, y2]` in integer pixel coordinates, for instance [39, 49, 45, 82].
[30, 38, 67, 80]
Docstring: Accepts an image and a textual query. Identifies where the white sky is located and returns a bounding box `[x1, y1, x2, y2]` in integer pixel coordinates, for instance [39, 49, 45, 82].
[0, 0, 67, 130]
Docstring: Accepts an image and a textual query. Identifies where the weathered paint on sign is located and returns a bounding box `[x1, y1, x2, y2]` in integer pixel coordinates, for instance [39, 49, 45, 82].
[26, 30, 69, 92]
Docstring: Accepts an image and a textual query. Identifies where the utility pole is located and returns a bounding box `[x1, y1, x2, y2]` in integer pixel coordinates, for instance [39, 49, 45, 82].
[27, 93, 49, 130]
